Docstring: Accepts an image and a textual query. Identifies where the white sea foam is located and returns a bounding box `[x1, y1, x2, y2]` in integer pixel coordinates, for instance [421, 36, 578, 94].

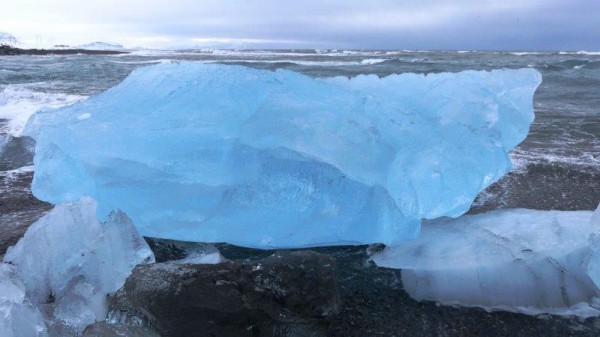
[0, 166, 35, 186]
[509, 52, 543, 56]
[360, 58, 387, 65]
[0, 84, 86, 137]
[111, 57, 376, 66]
[559, 51, 600, 56]
[509, 148, 600, 171]
[120, 48, 397, 58]
[109, 59, 174, 65]
[385, 51, 410, 55]
[219, 59, 374, 66]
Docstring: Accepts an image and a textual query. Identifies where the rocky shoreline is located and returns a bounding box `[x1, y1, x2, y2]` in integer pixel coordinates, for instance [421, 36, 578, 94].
[74, 235, 600, 337]
[0, 44, 127, 56]
[2, 134, 600, 336]
[2, 172, 600, 336]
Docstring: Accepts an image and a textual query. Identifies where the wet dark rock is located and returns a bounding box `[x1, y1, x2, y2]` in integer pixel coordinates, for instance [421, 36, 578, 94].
[0, 135, 35, 171]
[146, 237, 274, 263]
[0, 168, 51, 258]
[138, 241, 600, 337]
[107, 250, 339, 337]
[82, 322, 162, 337]
[145, 237, 233, 263]
[143, 237, 189, 262]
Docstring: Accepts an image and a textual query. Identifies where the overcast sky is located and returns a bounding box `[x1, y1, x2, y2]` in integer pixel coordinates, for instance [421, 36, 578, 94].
[1, 0, 598, 50]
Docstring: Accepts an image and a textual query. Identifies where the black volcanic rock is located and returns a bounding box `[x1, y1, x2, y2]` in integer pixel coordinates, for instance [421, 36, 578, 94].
[82, 322, 161, 337]
[471, 161, 600, 213]
[106, 251, 339, 337]
[143, 237, 224, 263]
[0, 167, 51, 259]
[0, 44, 127, 55]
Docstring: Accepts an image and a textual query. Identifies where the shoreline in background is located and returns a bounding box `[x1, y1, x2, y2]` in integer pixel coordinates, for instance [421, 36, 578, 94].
[0, 44, 128, 56]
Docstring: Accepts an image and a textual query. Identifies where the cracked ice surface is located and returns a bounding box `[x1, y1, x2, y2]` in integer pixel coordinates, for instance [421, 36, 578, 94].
[25, 63, 540, 248]
[373, 206, 600, 318]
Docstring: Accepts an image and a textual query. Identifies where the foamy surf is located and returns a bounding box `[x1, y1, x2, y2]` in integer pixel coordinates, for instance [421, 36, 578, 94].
[0, 84, 86, 137]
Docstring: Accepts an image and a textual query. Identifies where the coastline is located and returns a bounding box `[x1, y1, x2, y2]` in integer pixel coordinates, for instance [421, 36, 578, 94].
[3, 174, 600, 336]
[0, 45, 127, 56]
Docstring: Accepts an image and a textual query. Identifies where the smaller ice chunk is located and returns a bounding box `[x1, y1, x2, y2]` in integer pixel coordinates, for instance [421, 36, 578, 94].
[162, 242, 225, 265]
[373, 206, 600, 317]
[174, 251, 225, 265]
[161, 241, 226, 265]
[3, 197, 154, 336]
[0, 264, 48, 337]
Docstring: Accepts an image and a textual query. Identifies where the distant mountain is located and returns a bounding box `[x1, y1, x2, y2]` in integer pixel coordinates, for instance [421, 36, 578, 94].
[77, 42, 125, 50]
[0, 32, 19, 46]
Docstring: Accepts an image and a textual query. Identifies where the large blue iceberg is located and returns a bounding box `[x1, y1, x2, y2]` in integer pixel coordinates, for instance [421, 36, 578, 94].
[24, 63, 541, 248]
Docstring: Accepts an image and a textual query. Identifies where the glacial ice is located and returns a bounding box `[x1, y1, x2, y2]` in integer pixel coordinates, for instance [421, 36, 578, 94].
[373, 206, 600, 318]
[2, 197, 154, 336]
[25, 63, 541, 247]
[0, 264, 48, 337]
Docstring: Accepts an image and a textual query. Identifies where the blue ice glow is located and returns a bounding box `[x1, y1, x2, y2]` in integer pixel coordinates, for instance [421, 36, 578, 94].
[25, 63, 541, 248]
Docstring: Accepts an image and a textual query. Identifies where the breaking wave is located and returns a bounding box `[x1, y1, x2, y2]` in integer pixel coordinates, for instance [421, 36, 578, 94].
[0, 84, 86, 136]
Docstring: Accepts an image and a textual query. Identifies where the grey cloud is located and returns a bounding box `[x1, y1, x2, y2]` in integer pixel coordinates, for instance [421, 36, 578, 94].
[1, 0, 598, 50]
